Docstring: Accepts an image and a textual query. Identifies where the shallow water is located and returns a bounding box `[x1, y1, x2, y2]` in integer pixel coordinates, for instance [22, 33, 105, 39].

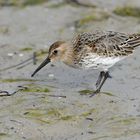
[0, 0, 140, 140]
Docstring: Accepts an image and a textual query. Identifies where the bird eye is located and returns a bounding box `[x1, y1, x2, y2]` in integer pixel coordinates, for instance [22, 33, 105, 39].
[53, 50, 58, 54]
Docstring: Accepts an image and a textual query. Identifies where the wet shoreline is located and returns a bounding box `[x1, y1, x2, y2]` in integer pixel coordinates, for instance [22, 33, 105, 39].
[0, 0, 140, 139]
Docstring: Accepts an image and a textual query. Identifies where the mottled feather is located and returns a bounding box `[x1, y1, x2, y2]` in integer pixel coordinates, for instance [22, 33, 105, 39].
[72, 31, 140, 70]
[73, 31, 140, 56]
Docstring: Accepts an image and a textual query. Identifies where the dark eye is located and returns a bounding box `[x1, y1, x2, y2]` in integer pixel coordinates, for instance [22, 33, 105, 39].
[53, 50, 58, 54]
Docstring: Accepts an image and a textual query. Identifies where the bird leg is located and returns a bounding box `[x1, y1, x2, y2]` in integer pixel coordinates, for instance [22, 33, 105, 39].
[95, 71, 105, 88]
[90, 71, 111, 97]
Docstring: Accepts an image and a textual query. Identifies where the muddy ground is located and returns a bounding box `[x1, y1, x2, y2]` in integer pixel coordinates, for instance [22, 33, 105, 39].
[0, 0, 140, 140]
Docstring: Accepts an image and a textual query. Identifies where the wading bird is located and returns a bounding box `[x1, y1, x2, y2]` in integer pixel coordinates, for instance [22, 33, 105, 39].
[31, 30, 140, 96]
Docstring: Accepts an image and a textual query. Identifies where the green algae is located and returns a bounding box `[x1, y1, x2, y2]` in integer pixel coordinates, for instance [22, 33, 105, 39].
[67, 0, 96, 8]
[60, 115, 74, 121]
[20, 47, 33, 52]
[0, 26, 9, 34]
[0, 0, 47, 7]
[81, 108, 96, 117]
[47, 108, 78, 121]
[48, 1, 96, 8]
[47, 108, 62, 117]
[113, 118, 136, 125]
[48, 2, 67, 8]
[1, 78, 37, 83]
[75, 12, 109, 28]
[0, 133, 7, 136]
[24, 108, 66, 124]
[102, 92, 115, 97]
[24, 109, 46, 117]
[109, 115, 139, 126]
[24, 106, 96, 124]
[113, 6, 140, 17]
[0, 133, 9, 138]
[79, 89, 93, 95]
[23, 0, 47, 6]
[79, 89, 114, 96]
[60, 108, 95, 121]
[76, 15, 98, 27]
[22, 84, 50, 93]
[24, 109, 53, 124]
[0, 79, 50, 93]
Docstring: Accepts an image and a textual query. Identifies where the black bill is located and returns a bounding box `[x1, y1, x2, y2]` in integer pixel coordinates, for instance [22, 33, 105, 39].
[31, 57, 50, 77]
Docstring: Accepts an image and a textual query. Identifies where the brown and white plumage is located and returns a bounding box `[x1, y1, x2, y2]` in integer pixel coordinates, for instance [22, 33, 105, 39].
[31, 30, 140, 96]
[72, 31, 140, 70]
[73, 31, 140, 56]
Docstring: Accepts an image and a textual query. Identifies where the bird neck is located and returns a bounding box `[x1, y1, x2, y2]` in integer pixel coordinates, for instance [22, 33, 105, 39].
[60, 42, 75, 67]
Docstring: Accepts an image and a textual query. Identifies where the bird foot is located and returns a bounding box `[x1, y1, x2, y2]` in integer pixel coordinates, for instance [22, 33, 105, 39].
[89, 89, 100, 97]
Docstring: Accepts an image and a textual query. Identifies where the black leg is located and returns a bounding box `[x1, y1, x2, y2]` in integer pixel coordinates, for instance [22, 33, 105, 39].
[90, 71, 111, 97]
[95, 71, 105, 88]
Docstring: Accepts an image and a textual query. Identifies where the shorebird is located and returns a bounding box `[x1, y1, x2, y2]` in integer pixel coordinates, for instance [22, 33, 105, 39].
[31, 30, 140, 96]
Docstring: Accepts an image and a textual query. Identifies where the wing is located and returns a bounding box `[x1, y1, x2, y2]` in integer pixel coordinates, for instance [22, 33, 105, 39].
[72, 31, 105, 52]
[73, 31, 140, 57]
[90, 31, 140, 57]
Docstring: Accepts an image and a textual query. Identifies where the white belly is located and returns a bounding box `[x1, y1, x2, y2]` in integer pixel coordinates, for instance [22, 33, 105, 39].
[80, 53, 124, 71]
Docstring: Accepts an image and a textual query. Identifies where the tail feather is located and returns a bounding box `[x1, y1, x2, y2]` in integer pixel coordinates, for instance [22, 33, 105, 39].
[128, 34, 140, 48]
[131, 43, 140, 48]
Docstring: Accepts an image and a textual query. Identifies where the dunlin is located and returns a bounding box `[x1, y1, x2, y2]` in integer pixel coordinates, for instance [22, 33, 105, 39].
[31, 30, 140, 96]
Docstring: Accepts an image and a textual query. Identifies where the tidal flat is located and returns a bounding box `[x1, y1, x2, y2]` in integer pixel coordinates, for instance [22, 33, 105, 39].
[0, 0, 140, 139]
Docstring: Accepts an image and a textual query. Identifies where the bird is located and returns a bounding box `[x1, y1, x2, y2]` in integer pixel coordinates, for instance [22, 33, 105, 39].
[31, 30, 140, 97]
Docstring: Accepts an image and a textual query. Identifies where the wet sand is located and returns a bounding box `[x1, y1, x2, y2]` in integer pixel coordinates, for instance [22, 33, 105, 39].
[0, 0, 140, 140]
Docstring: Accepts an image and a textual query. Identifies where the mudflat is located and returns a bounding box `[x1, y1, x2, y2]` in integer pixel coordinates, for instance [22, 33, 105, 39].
[0, 0, 140, 139]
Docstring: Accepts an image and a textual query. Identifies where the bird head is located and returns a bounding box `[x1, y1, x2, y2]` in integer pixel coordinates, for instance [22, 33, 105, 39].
[31, 41, 68, 77]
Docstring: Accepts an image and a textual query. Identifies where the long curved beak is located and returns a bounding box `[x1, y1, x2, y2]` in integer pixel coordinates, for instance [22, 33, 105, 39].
[31, 57, 50, 77]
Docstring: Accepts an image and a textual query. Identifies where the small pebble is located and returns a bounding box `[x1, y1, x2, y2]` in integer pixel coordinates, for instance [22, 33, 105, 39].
[48, 74, 54, 78]
[88, 131, 96, 134]
[19, 53, 24, 57]
[7, 53, 14, 56]
[10, 127, 14, 130]
[86, 118, 93, 121]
